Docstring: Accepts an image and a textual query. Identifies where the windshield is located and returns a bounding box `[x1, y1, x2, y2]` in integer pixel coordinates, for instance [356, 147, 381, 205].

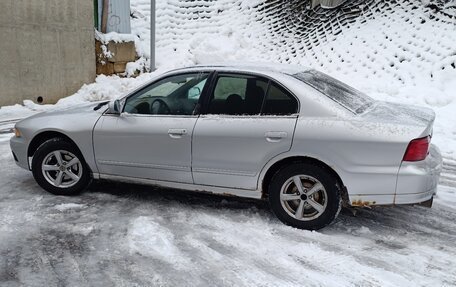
[293, 70, 374, 114]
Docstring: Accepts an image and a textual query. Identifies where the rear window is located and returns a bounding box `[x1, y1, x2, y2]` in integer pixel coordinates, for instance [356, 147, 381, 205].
[293, 70, 374, 114]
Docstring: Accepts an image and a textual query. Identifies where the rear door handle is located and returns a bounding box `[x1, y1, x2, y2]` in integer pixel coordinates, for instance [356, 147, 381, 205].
[265, 131, 287, 142]
[168, 128, 187, 138]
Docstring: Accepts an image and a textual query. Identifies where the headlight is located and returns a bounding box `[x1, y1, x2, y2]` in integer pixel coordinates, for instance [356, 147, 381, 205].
[13, 128, 22, 138]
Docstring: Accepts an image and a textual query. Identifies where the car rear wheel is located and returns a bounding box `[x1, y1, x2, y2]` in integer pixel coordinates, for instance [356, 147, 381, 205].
[32, 138, 91, 195]
[268, 163, 342, 230]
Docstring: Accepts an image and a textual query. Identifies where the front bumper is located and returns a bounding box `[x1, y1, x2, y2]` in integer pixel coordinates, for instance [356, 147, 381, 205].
[394, 144, 442, 205]
[10, 135, 30, 170]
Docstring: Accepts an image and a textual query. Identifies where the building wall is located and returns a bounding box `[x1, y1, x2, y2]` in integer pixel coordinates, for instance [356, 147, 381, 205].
[97, 0, 131, 33]
[0, 0, 95, 106]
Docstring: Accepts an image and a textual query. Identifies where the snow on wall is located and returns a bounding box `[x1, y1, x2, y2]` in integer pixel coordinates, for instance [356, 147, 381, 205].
[130, 0, 456, 84]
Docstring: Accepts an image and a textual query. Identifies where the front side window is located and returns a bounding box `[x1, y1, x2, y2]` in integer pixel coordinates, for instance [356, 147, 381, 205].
[124, 73, 209, 115]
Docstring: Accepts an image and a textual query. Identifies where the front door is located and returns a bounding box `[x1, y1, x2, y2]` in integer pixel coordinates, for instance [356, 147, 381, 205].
[93, 72, 210, 183]
[192, 73, 299, 190]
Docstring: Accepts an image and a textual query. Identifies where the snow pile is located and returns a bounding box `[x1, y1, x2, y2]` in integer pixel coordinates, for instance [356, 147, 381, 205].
[57, 74, 155, 105]
[95, 30, 136, 44]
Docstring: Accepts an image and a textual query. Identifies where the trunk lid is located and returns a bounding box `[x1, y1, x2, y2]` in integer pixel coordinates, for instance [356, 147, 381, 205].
[360, 101, 435, 137]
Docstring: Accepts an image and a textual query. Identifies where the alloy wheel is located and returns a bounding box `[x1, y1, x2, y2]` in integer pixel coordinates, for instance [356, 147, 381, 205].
[279, 175, 328, 221]
[41, 150, 83, 188]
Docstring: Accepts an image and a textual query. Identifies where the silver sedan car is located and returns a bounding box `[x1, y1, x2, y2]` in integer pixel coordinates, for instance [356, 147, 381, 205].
[10, 64, 442, 230]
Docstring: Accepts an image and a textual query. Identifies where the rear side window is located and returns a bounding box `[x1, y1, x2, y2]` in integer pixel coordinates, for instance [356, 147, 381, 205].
[206, 73, 298, 116]
[262, 83, 298, 115]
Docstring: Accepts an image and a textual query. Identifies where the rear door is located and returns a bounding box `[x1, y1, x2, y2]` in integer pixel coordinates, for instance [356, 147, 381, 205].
[192, 72, 299, 190]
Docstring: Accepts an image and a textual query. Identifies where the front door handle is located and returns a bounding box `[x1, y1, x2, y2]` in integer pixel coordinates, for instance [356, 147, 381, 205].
[168, 128, 187, 138]
[265, 131, 287, 142]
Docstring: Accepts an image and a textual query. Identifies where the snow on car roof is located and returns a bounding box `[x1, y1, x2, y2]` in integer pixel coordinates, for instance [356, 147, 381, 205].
[169, 62, 312, 76]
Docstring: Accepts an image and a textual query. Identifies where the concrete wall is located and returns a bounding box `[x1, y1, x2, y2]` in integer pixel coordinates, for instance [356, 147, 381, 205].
[0, 0, 96, 106]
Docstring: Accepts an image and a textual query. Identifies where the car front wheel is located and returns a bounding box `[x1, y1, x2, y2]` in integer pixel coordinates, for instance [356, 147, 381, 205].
[32, 138, 91, 195]
[268, 163, 342, 230]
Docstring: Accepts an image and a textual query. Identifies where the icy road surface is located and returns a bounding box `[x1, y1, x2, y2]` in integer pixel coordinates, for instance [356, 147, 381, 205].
[0, 134, 455, 287]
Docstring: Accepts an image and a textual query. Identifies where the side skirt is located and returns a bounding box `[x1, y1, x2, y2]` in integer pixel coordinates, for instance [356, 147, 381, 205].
[92, 173, 263, 199]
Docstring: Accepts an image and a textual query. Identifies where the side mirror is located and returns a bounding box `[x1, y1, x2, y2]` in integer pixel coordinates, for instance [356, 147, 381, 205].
[107, 99, 121, 115]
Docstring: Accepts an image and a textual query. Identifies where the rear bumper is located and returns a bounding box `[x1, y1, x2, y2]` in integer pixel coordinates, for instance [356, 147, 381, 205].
[394, 144, 442, 205]
[10, 136, 30, 170]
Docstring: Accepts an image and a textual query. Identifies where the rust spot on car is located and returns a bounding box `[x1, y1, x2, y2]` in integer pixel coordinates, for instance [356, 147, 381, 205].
[351, 200, 376, 207]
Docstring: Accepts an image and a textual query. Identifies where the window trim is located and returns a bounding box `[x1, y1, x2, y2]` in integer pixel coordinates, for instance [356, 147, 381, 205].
[200, 71, 300, 117]
[261, 80, 299, 116]
[117, 71, 215, 117]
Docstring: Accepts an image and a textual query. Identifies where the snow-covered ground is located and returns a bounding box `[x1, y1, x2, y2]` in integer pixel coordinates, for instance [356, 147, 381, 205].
[1, 131, 456, 286]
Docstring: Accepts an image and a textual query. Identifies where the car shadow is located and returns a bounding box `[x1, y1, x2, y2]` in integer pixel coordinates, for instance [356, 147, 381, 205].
[88, 179, 271, 211]
[86, 179, 405, 230]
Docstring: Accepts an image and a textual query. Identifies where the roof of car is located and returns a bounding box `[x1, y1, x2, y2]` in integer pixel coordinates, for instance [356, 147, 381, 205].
[167, 62, 311, 76]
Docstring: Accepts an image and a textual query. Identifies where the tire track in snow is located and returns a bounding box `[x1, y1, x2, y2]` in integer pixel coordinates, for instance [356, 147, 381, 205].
[441, 157, 456, 187]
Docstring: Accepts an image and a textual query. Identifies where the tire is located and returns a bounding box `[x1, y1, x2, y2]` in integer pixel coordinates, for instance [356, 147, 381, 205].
[31, 138, 91, 196]
[268, 163, 342, 230]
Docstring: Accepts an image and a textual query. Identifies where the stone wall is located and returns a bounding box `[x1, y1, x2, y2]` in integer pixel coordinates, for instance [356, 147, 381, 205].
[96, 40, 137, 75]
[0, 0, 96, 106]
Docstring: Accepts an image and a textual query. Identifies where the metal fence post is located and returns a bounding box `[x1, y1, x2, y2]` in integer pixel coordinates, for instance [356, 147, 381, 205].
[150, 0, 156, 71]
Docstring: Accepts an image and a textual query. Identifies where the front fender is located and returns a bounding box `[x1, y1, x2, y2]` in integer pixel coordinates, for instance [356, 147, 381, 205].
[16, 104, 105, 174]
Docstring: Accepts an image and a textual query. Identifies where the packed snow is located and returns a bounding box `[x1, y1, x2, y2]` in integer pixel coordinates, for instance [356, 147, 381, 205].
[1, 0, 456, 285]
[54, 203, 87, 212]
[0, 138, 455, 286]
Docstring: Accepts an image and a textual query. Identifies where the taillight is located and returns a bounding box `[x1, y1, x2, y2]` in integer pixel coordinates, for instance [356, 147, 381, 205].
[403, 136, 430, 162]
